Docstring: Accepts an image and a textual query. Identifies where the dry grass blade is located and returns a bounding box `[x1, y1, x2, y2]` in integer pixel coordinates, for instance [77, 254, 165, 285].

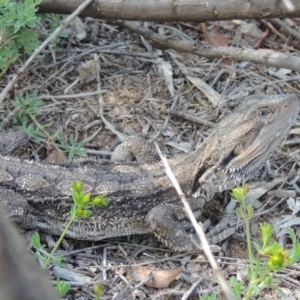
[154, 143, 235, 300]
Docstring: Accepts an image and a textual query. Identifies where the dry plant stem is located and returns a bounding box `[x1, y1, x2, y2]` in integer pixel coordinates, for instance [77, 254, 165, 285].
[116, 20, 300, 72]
[271, 18, 300, 41]
[154, 143, 235, 300]
[0, 0, 94, 105]
[0, 106, 22, 130]
[245, 75, 300, 93]
[260, 19, 294, 46]
[40, 90, 107, 100]
[169, 109, 215, 127]
[182, 277, 203, 300]
[113, 273, 155, 300]
[253, 28, 270, 49]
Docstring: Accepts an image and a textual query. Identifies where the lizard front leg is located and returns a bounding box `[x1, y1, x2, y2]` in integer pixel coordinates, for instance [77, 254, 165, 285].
[145, 203, 201, 252]
[145, 194, 235, 252]
[145, 201, 235, 252]
[111, 136, 160, 163]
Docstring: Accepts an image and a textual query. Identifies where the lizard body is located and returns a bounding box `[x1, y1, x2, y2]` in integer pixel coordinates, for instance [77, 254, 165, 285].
[0, 94, 299, 251]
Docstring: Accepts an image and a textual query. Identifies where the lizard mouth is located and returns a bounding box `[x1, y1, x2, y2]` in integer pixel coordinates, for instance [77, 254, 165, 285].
[221, 163, 259, 182]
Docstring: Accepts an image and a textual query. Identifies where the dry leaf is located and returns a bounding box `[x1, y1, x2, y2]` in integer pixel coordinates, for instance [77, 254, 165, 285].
[129, 265, 182, 288]
[200, 23, 231, 66]
[247, 176, 288, 208]
[200, 23, 230, 47]
[270, 198, 300, 238]
[289, 127, 300, 135]
[62, 17, 87, 41]
[78, 59, 99, 83]
[156, 59, 174, 97]
[46, 148, 67, 163]
[240, 23, 263, 38]
[174, 59, 221, 107]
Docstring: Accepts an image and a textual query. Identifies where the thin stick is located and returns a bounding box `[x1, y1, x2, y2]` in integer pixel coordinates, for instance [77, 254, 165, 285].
[154, 143, 235, 300]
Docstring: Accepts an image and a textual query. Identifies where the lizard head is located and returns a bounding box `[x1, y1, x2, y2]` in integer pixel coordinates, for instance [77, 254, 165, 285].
[193, 94, 300, 193]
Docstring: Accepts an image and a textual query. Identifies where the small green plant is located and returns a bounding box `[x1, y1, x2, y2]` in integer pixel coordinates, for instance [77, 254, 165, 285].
[31, 231, 69, 298]
[43, 181, 108, 267]
[11, 90, 87, 159]
[126, 234, 141, 245]
[230, 185, 300, 299]
[57, 134, 87, 159]
[0, 0, 42, 75]
[56, 278, 71, 298]
[94, 283, 105, 300]
[12, 89, 48, 143]
[31, 230, 43, 249]
[31, 231, 66, 267]
[31, 182, 108, 298]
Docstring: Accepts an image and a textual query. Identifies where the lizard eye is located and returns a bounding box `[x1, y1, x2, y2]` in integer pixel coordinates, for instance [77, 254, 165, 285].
[257, 108, 274, 122]
[258, 109, 270, 116]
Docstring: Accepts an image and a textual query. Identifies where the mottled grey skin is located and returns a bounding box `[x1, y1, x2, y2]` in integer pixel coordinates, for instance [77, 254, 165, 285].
[0, 94, 299, 251]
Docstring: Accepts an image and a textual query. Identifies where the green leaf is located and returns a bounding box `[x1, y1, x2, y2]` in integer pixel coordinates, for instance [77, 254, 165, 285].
[247, 204, 254, 217]
[277, 288, 287, 297]
[231, 185, 248, 203]
[77, 209, 92, 218]
[94, 283, 105, 299]
[72, 181, 84, 193]
[200, 292, 217, 300]
[247, 265, 252, 278]
[56, 278, 71, 298]
[68, 137, 87, 159]
[0, 0, 42, 74]
[262, 273, 274, 287]
[30, 232, 43, 249]
[230, 276, 243, 297]
[251, 283, 260, 295]
[252, 241, 261, 253]
[287, 228, 300, 264]
[236, 207, 244, 218]
[72, 191, 85, 205]
[82, 193, 92, 205]
[260, 222, 274, 247]
[91, 195, 109, 207]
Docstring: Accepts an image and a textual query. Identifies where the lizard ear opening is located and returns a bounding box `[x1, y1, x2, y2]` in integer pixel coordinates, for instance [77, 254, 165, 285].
[233, 143, 243, 156]
[191, 166, 206, 193]
[220, 146, 240, 168]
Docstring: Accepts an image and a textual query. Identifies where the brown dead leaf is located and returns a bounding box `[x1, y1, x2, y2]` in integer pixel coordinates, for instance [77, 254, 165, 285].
[45, 148, 67, 163]
[129, 265, 182, 288]
[200, 23, 231, 65]
[200, 23, 230, 47]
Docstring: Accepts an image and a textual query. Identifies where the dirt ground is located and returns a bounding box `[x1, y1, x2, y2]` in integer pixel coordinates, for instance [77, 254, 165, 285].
[1, 17, 300, 299]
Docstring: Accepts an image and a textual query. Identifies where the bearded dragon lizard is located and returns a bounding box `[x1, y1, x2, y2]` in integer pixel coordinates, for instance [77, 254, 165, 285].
[0, 94, 299, 251]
